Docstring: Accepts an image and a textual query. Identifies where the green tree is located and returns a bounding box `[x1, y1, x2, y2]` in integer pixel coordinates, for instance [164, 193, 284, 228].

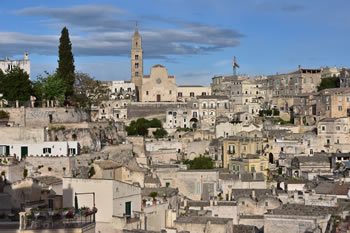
[153, 128, 168, 139]
[0, 67, 33, 102]
[149, 192, 158, 201]
[73, 72, 109, 109]
[33, 73, 66, 104]
[57, 27, 75, 99]
[183, 156, 214, 169]
[317, 77, 340, 91]
[126, 118, 164, 137]
[272, 109, 280, 116]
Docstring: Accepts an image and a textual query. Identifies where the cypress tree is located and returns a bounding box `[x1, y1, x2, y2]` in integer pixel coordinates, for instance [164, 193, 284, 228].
[57, 27, 75, 99]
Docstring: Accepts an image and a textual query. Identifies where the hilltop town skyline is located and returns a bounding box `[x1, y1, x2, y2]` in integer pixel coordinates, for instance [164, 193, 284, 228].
[1, 0, 350, 84]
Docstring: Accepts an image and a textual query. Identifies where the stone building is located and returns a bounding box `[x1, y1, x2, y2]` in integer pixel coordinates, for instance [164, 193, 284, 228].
[197, 95, 231, 130]
[0, 52, 30, 76]
[211, 75, 236, 96]
[63, 177, 142, 231]
[230, 155, 269, 176]
[216, 121, 262, 138]
[232, 189, 281, 216]
[267, 67, 322, 97]
[264, 204, 336, 233]
[91, 99, 130, 121]
[222, 136, 265, 169]
[290, 155, 331, 180]
[219, 172, 267, 200]
[315, 88, 350, 118]
[340, 68, 350, 87]
[165, 107, 197, 130]
[317, 117, 350, 153]
[105, 80, 136, 101]
[141, 65, 177, 102]
[130, 28, 143, 100]
[229, 77, 266, 115]
[174, 216, 233, 233]
[177, 85, 211, 102]
[92, 159, 146, 187]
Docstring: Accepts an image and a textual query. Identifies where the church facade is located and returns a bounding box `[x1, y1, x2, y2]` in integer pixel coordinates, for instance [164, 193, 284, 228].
[141, 64, 177, 102]
[130, 28, 177, 102]
[130, 28, 209, 102]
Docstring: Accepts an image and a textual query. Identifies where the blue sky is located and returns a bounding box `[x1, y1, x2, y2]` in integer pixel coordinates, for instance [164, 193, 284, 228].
[0, 0, 349, 85]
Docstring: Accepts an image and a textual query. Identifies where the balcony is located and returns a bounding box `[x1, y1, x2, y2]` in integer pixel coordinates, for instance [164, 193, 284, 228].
[19, 208, 96, 231]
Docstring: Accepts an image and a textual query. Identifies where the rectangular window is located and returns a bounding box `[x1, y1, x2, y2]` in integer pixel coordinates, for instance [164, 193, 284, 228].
[43, 148, 51, 154]
[125, 201, 131, 217]
[338, 106, 343, 111]
[135, 55, 139, 60]
[135, 71, 139, 76]
[201, 92, 206, 96]
[135, 63, 139, 68]
[146, 91, 149, 95]
[169, 90, 172, 94]
[178, 92, 183, 97]
[190, 92, 195, 97]
[69, 148, 76, 155]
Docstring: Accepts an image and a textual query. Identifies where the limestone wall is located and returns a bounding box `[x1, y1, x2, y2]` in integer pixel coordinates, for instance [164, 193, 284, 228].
[127, 102, 186, 119]
[1, 107, 89, 128]
[25, 156, 74, 177]
[0, 127, 45, 144]
[0, 162, 25, 182]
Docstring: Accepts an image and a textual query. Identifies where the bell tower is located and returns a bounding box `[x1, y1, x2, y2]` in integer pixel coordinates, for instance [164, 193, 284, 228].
[131, 24, 143, 101]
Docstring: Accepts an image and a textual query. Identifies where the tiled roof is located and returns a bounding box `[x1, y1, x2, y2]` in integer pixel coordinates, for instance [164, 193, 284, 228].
[315, 182, 350, 196]
[174, 216, 232, 224]
[232, 189, 276, 201]
[233, 224, 258, 233]
[34, 176, 62, 186]
[269, 204, 337, 216]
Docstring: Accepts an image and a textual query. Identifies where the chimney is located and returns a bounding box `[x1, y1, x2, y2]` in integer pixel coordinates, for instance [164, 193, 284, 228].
[251, 190, 256, 200]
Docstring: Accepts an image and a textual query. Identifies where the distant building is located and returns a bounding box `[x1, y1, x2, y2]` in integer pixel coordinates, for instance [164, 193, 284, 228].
[141, 64, 177, 102]
[315, 88, 350, 118]
[340, 68, 350, 87]
[130, 28, 143, 100]
[222, 136, 265, 169]
[0, 141, 79, 160]
[0, 52, 30, 76]
[267, 67, 322, 97]
[105, 80, 136, 100]
[177, 85, 211, 102]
